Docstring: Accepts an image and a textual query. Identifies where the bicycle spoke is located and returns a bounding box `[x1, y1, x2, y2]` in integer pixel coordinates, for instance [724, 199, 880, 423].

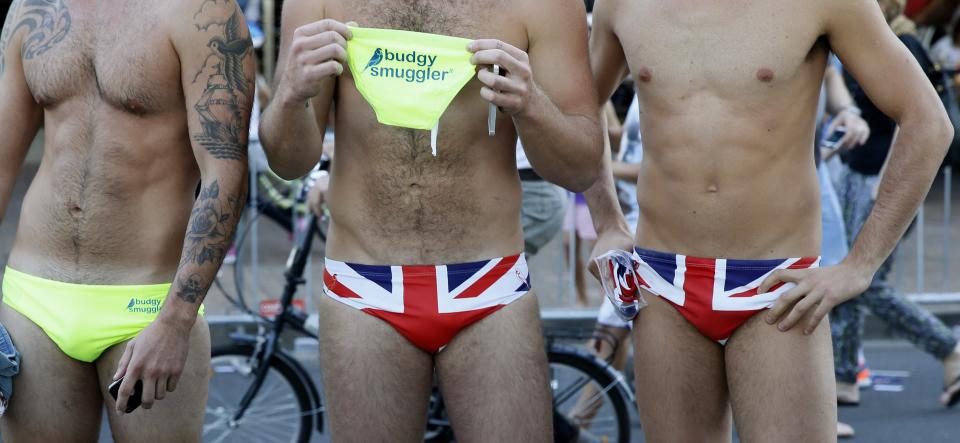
[553, 374, 592, 405]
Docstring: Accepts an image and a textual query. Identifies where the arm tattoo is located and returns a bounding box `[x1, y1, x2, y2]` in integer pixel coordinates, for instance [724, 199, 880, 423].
[13, 0, 70, 61]
[0, 1, 19, 75]
[175, 273, 206, 304]
[191, 8, 253, 161]
[174, 180, 244, 303]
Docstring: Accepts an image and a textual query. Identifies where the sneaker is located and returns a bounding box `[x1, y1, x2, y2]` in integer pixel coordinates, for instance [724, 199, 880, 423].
[857, 366, 872, 388]
[837, 421, 855, 439]
[856, 349, 872, 388]
[837, 382, 860, 406]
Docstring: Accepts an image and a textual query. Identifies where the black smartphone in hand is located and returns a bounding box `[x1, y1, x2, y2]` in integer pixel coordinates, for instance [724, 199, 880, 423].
[108, 378, 143, 413]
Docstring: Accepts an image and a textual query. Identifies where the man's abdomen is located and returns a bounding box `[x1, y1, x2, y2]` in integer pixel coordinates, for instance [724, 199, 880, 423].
[8, 142, 196, 284]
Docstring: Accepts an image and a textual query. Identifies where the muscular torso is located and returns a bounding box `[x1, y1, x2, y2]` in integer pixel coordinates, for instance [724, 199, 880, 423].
[321, 0, 528, 264]
[8, 0, 198, 283]
[616, 0, 828, 258]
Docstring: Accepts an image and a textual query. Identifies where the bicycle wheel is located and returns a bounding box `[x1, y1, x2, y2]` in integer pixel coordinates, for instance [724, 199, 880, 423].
[204, 344, 315, 443]
[548, 345, 631, 443]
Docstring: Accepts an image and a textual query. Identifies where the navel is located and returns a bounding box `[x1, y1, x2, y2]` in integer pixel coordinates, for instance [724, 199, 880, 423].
[756, 67, 775, 83]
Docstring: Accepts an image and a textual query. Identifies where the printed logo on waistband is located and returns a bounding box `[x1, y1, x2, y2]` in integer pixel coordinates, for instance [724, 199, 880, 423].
[127, 298, 161, 314]
[362, 48, 452, 83]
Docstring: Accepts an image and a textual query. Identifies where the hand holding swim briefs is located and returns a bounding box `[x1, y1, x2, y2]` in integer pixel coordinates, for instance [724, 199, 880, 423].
[282, 19, 353, 103]
[468, 40, 535, 116]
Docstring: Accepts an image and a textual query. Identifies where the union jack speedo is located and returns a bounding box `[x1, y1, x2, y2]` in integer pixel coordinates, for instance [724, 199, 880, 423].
[322, 254, 531, 353]
[632, 247, 821, 344]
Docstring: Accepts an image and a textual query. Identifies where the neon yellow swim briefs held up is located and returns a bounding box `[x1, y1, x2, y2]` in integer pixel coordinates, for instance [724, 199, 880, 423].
[1, 267, 203, 363]
[346, 26, 475, 131]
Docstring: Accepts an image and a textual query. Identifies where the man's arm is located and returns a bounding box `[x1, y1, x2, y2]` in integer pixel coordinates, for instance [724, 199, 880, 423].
[762, 0, 953, 334]
[0, 1, 43, 223]
[580, 0, 634, 273]
[113, 0, 255, 413]
[259, 0, 350, 179]
[468, 0, 602, 192]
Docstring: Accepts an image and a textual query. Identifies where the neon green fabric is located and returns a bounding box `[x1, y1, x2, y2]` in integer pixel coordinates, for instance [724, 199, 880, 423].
[1, 267, 203, 363]
[347, 26, 475, 130]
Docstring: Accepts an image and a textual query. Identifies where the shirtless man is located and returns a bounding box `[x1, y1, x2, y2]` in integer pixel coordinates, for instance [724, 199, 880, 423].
[585, 0, 951, 441]
[0, 0, 253, 440]
[259, 0, 601, 440]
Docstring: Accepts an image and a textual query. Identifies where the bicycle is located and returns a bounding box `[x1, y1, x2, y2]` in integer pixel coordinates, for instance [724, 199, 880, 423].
[203, 166, 635, 443]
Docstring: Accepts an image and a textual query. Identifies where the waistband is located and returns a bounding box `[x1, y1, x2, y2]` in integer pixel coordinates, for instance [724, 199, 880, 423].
[633, 247, 820, 269]
[2, 267, 172, 296]
[323, 254, 527, 276]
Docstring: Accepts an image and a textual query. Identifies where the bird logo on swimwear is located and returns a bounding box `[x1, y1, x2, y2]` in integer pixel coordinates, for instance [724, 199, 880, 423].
[127, 298, 161, 314]
[362, 48, 382, 72]
[362, 48, 453, 84]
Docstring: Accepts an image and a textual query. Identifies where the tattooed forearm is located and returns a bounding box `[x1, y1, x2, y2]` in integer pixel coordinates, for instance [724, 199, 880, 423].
[174, 179, 245, 304]
[191, 9, 253, 161]
[0, 2, 18, 75]
[14, 0, 70, 60]
[175, 274, 206, 304]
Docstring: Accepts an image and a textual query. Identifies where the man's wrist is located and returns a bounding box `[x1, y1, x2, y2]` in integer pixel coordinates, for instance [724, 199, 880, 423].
[277, 83, 309, 110]
[840, 252, 879, 277]
[513, 82, 548, 122]
[838, 105, 862, 117]
[158, 300, 198, 332]
[596, 219, 633, 238]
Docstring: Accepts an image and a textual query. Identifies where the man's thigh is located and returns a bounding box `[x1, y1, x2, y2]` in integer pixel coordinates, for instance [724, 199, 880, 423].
[0, 303, 102, 442]
[96, 316, 211, 443]
[435, 293, 552, 443]
[725, 314, 836, 443]
[318, 295, 433, 442]
[632, 294, 732, 443]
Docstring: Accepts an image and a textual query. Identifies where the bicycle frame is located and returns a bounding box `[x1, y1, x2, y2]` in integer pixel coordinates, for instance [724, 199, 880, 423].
[227, 213, 324, 432]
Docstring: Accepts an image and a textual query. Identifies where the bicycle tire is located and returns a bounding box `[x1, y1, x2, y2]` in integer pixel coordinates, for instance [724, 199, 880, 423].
[205, 344, 315, 443]
[548, 345, 632, 443]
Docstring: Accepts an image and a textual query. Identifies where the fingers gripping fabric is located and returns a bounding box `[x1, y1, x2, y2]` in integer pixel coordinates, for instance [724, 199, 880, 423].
[347, 27, 475, 154]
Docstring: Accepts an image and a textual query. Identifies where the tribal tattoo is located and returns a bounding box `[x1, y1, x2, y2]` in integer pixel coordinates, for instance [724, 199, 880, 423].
[14, 0, 70, 61]
[191, 8, 253, 161]
[0, 2, 16, 75]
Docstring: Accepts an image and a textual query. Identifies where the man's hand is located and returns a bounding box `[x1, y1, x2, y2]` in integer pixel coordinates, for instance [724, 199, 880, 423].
[112, 318, 192, 413]
[587, 226, 635, 280]
[468, 40, 538, 116]
[278, 19, 353, 105]
[825, 108, 871, 150]
[759, 262, 873, 335]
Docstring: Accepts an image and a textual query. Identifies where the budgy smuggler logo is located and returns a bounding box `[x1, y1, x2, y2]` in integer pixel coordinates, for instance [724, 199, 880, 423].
[127, 298, 161, 314]
[361, 48, 452, 83]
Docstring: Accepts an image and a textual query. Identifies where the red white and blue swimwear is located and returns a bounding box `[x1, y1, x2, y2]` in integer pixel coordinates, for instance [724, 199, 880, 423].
[632, 247, 821, 344]
[322, 254, 531, 353]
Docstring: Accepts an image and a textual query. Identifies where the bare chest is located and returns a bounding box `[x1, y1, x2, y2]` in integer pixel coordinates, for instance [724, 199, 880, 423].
[335, 0, 515, 40]
[20, 1, 179, 115]
[618, 1, 827, 96]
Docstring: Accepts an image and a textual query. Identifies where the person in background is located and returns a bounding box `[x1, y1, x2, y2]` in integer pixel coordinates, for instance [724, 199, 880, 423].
[830, 5, 960, 433]
[931, 17, 960, 69]
[905, 0, 960, 27]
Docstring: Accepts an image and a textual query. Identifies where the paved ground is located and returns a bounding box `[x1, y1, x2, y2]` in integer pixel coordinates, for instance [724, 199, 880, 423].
[91, 338, 958, 442]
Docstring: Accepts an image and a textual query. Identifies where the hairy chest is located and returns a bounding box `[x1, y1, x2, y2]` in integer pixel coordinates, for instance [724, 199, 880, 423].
[18, 1, 180, 115]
